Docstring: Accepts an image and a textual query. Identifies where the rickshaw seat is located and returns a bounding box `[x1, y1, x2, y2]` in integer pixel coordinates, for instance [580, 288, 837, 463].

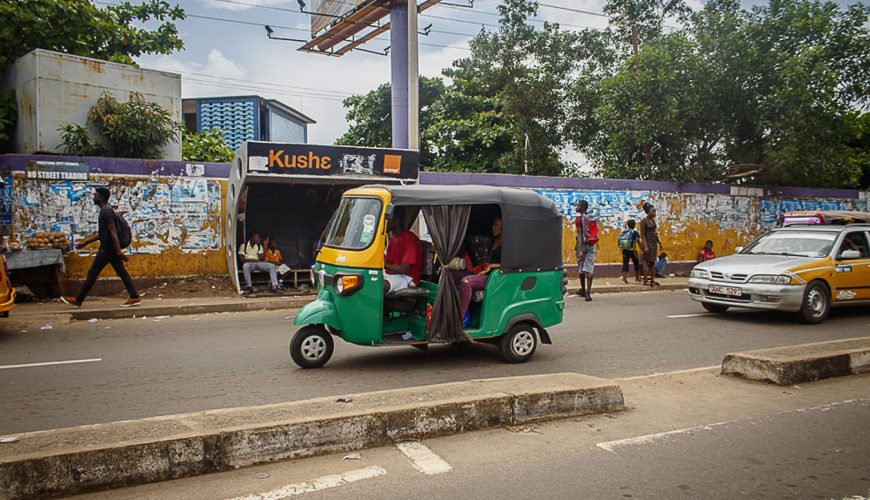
[387, 287, 430, 300]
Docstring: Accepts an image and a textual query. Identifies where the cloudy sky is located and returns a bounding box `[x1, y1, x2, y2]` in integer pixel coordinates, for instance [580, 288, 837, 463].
[134, 0, 845, 146]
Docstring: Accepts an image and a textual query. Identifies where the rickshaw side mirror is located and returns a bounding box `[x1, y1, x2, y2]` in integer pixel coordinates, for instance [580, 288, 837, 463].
[384, 205, 395, 224]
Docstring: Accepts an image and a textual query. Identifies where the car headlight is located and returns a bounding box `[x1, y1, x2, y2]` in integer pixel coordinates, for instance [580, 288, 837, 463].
[691, 268, 708, 278]
[748, 274, 792, 285]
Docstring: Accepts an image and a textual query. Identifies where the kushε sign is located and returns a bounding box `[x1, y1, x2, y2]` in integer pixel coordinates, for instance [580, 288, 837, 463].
[246, 142, 419, 180]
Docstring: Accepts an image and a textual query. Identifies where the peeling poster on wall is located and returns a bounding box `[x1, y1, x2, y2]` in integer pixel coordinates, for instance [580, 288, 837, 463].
[14, 176, 222, 254]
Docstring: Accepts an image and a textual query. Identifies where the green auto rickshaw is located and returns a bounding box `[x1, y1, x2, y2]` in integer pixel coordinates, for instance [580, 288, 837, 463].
[290, 184, 567, 368]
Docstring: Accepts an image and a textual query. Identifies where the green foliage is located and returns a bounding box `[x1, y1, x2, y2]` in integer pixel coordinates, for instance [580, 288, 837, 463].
[0, 0, 185, 71]
[60, 91, 179, 159]
[338, 77, 445, 167]
[57, 124, 107, 156]
[183, 128, 235, 163]
[341, 0, 870, 187]
[0, 89, 15, 142]
[569, 0, 870, 188]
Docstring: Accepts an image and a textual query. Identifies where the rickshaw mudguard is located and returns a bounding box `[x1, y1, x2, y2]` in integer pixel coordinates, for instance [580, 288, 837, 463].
[293, 297, 342, 331]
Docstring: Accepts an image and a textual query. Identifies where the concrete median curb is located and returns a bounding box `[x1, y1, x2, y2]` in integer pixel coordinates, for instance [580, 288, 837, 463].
[64, 297, 313, 321]
[0, 373, 623, 499]
[721, 336, 870, 386]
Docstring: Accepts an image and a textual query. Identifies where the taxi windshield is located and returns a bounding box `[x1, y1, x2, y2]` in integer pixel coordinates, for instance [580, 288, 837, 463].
[742, 231, 837, 258]
[322, 197, 382, 250]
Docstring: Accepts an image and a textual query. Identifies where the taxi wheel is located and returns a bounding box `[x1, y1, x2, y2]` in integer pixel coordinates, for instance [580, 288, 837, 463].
[500, 323, 538, 363]
[702, 303, 729, 314]
[798, 281, 830, 325]
[290, 325, 334, 369]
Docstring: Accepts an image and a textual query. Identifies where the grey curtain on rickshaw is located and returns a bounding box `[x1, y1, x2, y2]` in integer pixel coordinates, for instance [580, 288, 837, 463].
[422, 205, 470, 343]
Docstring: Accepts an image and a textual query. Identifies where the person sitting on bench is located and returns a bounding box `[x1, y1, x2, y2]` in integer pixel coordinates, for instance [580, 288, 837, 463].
[384, 208, 422, 295]
[239, 232, 281, 294]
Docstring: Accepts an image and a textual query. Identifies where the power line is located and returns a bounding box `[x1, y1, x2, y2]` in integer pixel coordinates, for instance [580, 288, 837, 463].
[537, 2, 610, 19]
[174, 71, 356, 97]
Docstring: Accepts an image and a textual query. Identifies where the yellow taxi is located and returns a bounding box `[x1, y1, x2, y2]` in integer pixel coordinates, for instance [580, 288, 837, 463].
[688, 223, 870, 323]
[0, 253, 15, 317]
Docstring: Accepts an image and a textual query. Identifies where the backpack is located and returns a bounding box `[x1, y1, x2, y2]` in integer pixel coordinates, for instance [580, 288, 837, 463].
[617, 229, 634, 250]
[581, 215, 599, 245]
[114, 211, 132, 249]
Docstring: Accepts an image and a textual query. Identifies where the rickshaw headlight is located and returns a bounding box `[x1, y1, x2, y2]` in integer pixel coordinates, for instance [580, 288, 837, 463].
[334, 274, 361, 296]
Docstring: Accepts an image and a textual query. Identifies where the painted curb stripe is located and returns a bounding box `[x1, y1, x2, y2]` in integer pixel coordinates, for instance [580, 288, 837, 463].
[396, 441, 453, 475]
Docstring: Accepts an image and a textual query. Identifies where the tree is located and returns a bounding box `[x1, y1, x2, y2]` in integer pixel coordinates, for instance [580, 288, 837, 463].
[183, 128, 235, 163]
[340, 0, 581, 176]
[568, 0, 870, 187]
[0, 0, 185, 149]
[337, 76, 445, 167]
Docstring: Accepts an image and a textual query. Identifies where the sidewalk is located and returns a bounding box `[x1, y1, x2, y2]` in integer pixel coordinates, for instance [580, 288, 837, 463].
[10, 277, 688, 322]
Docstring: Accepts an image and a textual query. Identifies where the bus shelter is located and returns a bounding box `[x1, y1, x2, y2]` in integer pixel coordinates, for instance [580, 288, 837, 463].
[226, 141, 419, 293]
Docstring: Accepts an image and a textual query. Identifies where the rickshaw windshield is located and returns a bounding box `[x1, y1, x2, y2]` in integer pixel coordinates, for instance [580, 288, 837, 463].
[322, 197, 382, 251]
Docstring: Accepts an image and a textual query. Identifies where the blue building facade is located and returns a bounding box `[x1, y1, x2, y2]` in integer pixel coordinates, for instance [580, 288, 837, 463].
[182, 96, 316, 151]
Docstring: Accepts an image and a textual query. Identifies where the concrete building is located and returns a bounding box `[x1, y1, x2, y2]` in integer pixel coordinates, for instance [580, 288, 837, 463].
[182, 96, 315, 151]
[3, 49, 182, 160]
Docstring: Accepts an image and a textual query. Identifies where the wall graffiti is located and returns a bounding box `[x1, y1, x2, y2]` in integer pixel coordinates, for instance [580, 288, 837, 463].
[13, 176, 222, 255]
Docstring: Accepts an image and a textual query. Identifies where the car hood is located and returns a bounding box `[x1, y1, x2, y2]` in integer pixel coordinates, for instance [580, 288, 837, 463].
[695, 254, 820, 275]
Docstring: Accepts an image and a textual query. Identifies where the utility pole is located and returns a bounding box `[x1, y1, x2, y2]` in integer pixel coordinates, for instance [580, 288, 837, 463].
[408, 0, 419, 150]
[390, 1, 409, 149]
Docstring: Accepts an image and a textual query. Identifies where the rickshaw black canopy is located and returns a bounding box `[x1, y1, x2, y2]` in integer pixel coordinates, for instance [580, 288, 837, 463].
[369, 184, 564, 273]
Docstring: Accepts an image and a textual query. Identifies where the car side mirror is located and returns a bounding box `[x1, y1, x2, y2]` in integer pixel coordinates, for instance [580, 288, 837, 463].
[839, 249, 861, 260]
[734, 246, 744, 254]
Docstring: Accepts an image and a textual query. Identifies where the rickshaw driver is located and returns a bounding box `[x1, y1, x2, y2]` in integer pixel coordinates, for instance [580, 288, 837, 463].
[383, 207, 423, 294]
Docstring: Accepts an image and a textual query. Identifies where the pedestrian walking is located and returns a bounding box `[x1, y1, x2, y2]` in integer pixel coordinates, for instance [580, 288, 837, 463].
[574, 200, 599, 301]
[639, 202, 662, 287]
[62, 187, 141, 308]
[618, 219, 642, 284]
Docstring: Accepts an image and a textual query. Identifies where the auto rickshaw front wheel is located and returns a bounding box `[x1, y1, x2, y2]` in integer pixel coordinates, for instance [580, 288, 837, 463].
[290, 325, 334, 369]
[500, 323, 538, 363]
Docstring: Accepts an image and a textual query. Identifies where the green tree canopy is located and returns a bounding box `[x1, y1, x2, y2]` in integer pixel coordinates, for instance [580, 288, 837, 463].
[342, 0, 870, 188]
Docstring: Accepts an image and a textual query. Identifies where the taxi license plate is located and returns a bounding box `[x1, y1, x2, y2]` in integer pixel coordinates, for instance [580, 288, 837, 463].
[710, 285, 742, 297]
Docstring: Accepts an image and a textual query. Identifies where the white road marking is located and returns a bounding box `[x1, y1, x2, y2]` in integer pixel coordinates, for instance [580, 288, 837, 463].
[226, 466, 386, 500]
[617, 365, 721, 381]
[596, 398, 870, 455]
[596, 421, 734, 454]
[666, 313, 712, 318]
[0, 358, 102, 370]
[397, 441, 453, 475]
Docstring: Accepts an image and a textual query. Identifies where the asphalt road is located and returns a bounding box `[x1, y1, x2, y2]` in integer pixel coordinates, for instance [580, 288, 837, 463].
[1, 289, 869, 434]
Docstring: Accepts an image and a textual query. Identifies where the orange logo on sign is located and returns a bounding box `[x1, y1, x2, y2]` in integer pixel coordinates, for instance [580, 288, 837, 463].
[383, 154, 402, 174]
[268, 149, 332, 170]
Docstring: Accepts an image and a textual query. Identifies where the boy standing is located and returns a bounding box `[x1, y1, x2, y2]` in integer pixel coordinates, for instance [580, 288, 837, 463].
[618, 219, 641, 284]
[574, 200, 598, 301]
[62, 187, 140, 308]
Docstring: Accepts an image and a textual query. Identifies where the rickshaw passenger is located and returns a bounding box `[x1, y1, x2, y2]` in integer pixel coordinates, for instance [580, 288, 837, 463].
[459, 217, 502, 324]
[384, 210, 423, 294]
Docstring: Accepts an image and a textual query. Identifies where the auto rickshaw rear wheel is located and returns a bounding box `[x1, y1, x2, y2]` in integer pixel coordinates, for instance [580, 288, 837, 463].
[290, 325, 334, 369]
[500, 323, 538, 363]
